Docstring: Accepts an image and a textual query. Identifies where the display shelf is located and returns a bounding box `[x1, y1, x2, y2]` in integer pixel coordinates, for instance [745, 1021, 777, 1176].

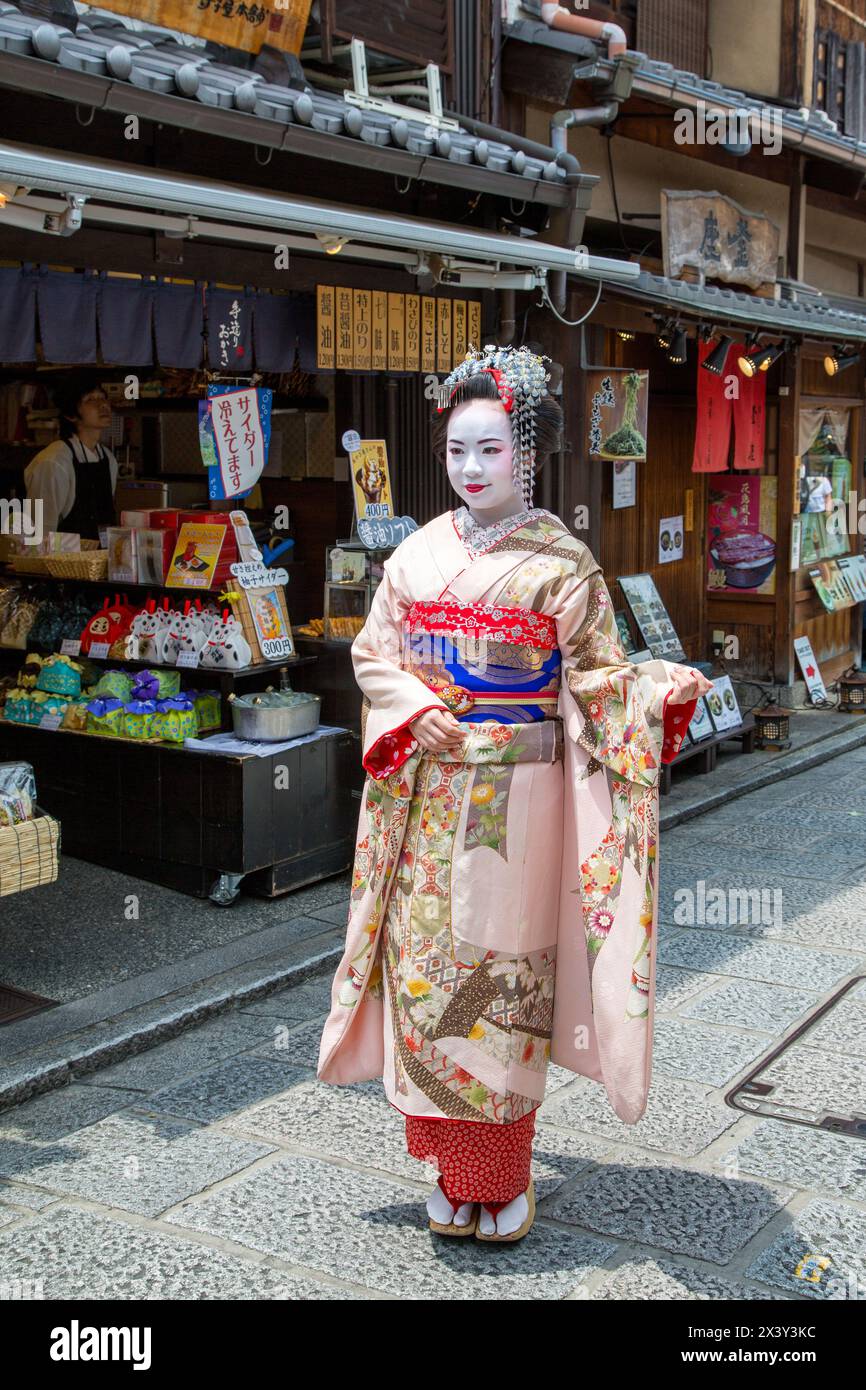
[0, 719, 361, 901]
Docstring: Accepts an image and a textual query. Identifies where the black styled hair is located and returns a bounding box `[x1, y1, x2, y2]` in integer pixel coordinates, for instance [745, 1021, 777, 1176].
[430, 367, 563, 470]
[52, 374, 107, 441]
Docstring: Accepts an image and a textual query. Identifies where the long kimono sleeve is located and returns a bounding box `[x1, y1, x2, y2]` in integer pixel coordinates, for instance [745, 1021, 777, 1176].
[352, 560, 449, 779]
[548, 564, 697, 1125]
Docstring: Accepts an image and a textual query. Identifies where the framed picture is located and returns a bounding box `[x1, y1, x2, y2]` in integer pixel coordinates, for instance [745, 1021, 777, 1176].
[705, 675, 742, 733]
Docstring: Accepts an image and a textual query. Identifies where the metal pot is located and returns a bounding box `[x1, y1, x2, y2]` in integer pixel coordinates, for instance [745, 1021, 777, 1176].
[230, 694, 321, 742]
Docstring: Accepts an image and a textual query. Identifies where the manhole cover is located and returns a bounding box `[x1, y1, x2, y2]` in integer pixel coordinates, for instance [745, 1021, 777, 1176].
[0, 982, 58, 1025]
[726, 977, 866, 1137]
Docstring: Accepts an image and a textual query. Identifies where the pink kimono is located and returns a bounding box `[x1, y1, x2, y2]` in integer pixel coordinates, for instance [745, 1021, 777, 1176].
[317, 507, 694, 1202]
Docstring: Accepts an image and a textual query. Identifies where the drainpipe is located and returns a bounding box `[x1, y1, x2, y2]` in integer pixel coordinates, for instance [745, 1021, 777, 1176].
[441, 108, 584, 181]
[549, 103, 619, 310]
[540, 3, 628, 58]
[499, 287, 516, 345]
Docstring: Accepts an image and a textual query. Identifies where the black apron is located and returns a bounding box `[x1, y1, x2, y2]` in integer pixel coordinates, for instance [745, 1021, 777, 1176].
[59, 437, 115, 540]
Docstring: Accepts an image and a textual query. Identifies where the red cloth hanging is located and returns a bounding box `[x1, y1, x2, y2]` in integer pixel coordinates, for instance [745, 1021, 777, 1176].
[692, 337, 734, 472]
[732, 356, 767, 470]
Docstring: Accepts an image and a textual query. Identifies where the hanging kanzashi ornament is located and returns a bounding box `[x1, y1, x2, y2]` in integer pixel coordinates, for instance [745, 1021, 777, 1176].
[438, 344, 551, 510]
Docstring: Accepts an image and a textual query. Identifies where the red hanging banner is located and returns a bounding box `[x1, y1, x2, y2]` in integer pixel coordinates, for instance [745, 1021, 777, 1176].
[732, 356, 767, 470]
[692, 338, 733, 472]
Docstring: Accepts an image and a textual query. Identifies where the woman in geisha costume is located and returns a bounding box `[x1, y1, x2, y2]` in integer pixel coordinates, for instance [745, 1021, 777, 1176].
[317, 344, 712, 1242]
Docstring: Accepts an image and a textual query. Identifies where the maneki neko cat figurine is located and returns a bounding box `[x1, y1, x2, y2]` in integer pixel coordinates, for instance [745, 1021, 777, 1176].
[199, 608, 252, 670]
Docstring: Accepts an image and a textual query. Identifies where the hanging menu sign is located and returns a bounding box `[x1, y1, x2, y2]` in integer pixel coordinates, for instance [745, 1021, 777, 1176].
[387, 293, 405, 371]
[371, 291, 387, 371]
[405, 294, 420, 372]
[437, 299, 452, 373]
[353, 289, 371, 371]
[468, 300, 482, 349]
[452, 299, 467, 365]
[336, 287, 353, 370]
[315, 288, 481, 372]
[421, 296, 436, 371]
[316, 285, 335, 369]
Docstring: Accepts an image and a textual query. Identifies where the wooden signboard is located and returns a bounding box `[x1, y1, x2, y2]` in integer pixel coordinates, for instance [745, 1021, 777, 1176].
[421, 296, 436, 371]
[93, 0, 311, 55]
[315, 288, 481, 372]
[316, 285, 335, 369]
[387, 293, 405, 372]
[437, 299, 452, 373]
[452, 299, 467, 366]
[371, 291, 387, 371]
[336, 287, 353, 370]
[661, 189, 780, 292]
[405, 294, 420, 372]
[353, 289, 371, 371]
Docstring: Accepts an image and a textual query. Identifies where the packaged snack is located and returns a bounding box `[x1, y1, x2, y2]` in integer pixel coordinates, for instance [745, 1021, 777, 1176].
[37, 654, 82, 697]
[18, 654, 43, 688]
[123, 699, 157, 739]
[152, 695, 197, 743]
[0, 761, 35, 825]
[92, 668, 134, 702]
[40, 694, 70, 721]
[85, 696, 125, 737]
[27, 690, 50, 725]
[131, 668, 180, 701]
[61, 701, 88, 732]
[194, 688, 222, 730]
[4, 688, 31, 723]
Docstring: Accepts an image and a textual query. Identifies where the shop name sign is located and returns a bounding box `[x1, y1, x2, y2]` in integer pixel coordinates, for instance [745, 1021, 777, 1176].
[91, 0, 312, 55]
[317, 288, 481, 373]
[661, 190, 780, 291]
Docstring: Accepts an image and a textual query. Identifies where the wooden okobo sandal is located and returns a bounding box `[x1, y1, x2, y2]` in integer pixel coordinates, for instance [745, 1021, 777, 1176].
[474, 1180, 536, 1243]
[428, 1177, 479, 1237]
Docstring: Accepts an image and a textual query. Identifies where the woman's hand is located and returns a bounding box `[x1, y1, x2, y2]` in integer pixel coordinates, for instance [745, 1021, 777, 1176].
[409, 707, 467, 752]
[666, 664, 714, 703]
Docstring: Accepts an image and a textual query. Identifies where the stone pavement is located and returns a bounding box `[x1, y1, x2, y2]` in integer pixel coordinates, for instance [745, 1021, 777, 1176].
[0, 746, 865, 1300]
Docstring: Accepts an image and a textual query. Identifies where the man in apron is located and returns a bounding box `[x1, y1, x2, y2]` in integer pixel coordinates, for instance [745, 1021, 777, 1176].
[25, 376, 118, 541]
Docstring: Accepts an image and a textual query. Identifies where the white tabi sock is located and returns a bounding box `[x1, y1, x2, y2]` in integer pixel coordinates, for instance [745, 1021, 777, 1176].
[427, 1183, 475, 1227]
[477, 1190, 529, 1236]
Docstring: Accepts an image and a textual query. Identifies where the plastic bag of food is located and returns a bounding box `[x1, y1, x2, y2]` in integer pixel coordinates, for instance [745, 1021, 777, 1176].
[0, 761, 36, 826]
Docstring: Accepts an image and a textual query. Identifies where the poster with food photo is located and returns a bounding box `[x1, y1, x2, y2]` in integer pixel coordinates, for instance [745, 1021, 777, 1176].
[618, 573, 686, 660]
[586, 369, 649, 461]
[707, 476, 777, 595]
[705, 675, 743, 733]
[350, 440, 394, 522]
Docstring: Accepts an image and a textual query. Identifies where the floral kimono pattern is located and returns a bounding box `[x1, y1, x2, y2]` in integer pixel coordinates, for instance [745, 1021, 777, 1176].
[317, 509, 695, 1139]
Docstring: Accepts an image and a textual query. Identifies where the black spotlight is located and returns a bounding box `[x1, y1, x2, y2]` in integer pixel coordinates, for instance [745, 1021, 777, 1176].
[824, 346, 860, 377]
[668, 325, 688, 363]
[756, 339, 788, 372]
[616, 328, 636, 341]
[736, 334, 762, 376]
[655, 318, 674, 350]
[701, 335, 734, 374]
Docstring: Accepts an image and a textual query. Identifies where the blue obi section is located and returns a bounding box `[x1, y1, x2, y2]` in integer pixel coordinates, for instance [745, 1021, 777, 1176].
[404, 629, 561, 724]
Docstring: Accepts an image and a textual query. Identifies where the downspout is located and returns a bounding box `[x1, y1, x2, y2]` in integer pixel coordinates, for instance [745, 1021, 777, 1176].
[499, 287, 516, 344]
[549, 103, 619, 310]
[540, 3, 628, 59]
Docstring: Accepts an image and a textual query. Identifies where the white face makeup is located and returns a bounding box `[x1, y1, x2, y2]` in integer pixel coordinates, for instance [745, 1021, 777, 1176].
[445, 397, 524, 523]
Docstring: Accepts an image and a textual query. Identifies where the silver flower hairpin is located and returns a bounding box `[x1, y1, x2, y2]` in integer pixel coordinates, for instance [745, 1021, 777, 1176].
[440, 343, 551, 510]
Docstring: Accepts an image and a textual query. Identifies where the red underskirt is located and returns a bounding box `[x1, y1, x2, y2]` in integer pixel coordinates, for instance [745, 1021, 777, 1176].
[404, 1108, 538, 1210]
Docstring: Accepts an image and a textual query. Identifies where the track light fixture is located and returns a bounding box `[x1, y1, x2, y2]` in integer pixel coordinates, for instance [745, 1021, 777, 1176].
[736, 334, 762, 376]
[701, 334, 734, 375]
[655, 317, 675, 350]
[756, 338, 789, 371]
[824, 345, 860, 377]
[668, 324, 688, 364]
[616, 328, 636, 341]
